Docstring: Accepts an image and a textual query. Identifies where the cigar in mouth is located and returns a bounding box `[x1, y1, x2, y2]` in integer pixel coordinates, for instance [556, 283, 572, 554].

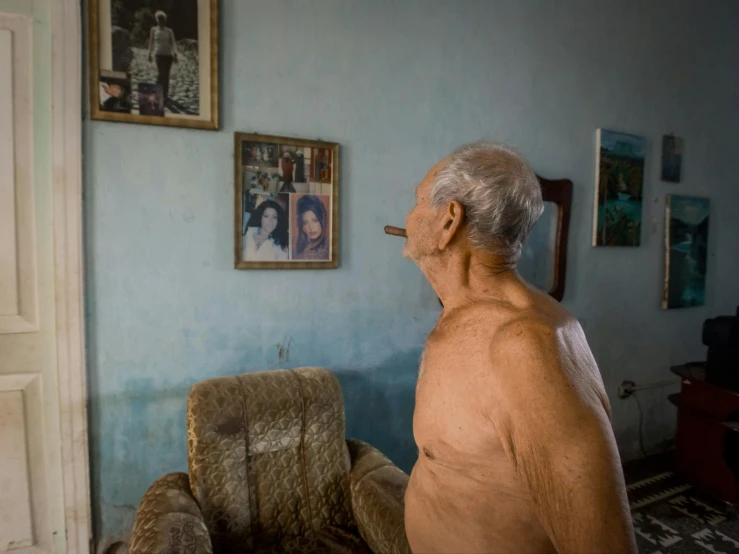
[384, 225, 407, 238]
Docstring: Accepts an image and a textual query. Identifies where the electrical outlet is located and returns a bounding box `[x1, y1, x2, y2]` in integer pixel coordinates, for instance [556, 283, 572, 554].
[618, 380, 636, 399]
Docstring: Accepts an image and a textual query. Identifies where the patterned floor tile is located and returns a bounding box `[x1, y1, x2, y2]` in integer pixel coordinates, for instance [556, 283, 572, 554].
[634, 513, 684, 548]
[670, 496, 728, 526]
[691, 528, 739, 553]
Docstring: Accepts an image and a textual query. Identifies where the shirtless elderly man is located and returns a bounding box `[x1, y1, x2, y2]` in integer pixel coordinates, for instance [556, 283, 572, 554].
[402, 141, 636, 554]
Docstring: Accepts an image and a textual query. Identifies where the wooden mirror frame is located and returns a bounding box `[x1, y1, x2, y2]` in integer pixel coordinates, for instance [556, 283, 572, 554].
[536, 176, 573, 302]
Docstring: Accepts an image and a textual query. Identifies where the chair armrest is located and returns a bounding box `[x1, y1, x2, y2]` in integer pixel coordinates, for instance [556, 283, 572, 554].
[347, 439, 412, 554]
[130, 472, 213, 554]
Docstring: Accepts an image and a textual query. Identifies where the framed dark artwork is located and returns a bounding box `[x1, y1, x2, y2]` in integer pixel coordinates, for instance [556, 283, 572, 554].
[663, 194, 709, 309]
[593, 128, 645, 247]
[661, 134, 684, 183]
[234, 133, 339, 269]
[88, 0, 219, 129]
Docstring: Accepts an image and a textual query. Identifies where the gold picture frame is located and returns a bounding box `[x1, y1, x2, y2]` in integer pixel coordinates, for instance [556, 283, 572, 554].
[88, 0, 219, 130]
[234, 133, 340, 270]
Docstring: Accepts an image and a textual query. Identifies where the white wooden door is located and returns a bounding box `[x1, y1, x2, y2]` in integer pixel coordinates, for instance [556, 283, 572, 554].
[0, 1, 90, 552]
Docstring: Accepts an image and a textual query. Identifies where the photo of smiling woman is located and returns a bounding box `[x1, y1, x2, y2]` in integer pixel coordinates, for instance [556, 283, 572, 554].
[292, 194, 331, 261]
[242, 196, 289, 261]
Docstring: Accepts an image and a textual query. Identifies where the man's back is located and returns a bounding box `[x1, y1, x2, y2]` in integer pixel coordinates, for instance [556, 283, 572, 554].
[405, 281, 630, 553]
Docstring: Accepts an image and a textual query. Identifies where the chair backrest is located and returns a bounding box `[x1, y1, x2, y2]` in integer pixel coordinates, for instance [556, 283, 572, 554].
[186, 368, 354, 552]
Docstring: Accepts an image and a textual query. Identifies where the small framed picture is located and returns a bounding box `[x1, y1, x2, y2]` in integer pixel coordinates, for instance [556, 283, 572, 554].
[88, 0, 219, 130]
[234, 133, 339, 269]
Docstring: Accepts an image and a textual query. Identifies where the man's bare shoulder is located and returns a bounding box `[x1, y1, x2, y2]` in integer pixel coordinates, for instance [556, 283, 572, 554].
[436, 293, 571, 342]
[476, 306, 608, 417]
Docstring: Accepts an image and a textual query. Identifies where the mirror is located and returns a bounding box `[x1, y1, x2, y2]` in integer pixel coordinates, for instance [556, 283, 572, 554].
[519, 201, 558, 292]
[519, 177, 573, 301]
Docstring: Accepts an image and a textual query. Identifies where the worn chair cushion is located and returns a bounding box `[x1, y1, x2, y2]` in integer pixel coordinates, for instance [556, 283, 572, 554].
[252, 526, 370, 554]
[129, 473, 213, 554]
[186, 368, 355, 552]
[347, 440, 412, 554]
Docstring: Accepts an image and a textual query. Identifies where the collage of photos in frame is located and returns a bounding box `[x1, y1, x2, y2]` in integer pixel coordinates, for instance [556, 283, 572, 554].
[239, 138, 335, 264]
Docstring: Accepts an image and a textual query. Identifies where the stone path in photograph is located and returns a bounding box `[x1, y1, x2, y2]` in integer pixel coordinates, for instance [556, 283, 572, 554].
[128, 45, 199, 115]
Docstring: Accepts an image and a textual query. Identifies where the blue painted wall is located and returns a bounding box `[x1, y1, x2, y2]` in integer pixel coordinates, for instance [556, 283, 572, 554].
[84, 0, 739, 546]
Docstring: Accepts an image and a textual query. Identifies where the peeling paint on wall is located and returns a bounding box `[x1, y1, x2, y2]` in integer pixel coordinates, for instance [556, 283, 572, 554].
[276, 337, 292, 365]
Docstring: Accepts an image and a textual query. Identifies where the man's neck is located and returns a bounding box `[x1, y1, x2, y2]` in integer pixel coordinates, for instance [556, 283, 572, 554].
[419, 248, 519, 311]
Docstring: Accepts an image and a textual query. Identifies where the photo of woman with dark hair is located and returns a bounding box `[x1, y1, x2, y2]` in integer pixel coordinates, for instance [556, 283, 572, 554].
[293, 195, 330, 260]
[242, 198, 289, 261]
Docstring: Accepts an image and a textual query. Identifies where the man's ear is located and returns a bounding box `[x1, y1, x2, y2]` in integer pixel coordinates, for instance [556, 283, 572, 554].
[438, 200, 465, 250]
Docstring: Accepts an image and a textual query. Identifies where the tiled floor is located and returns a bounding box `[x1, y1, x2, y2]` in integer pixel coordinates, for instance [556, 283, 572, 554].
[624, 450, 739, 553]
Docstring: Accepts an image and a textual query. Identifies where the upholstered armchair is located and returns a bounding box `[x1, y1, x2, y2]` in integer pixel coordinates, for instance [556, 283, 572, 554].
[129, 368, 411, 554]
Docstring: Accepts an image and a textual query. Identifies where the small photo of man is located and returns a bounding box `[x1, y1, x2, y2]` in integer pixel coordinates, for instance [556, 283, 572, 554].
[98, 70, 131, 113]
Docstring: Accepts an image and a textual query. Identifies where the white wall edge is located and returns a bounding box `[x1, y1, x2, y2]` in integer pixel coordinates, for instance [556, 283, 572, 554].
[50, 0, 92, 552]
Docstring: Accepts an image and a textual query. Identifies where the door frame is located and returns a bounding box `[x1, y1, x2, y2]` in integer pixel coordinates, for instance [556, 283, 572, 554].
[50, 0, 91, 552]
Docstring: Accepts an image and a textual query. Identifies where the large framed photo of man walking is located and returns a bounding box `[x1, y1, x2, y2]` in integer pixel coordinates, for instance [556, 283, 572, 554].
[88, 0, 219, 130]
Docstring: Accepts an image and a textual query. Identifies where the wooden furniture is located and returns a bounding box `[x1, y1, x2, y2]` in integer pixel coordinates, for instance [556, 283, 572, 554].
[537, 176, 573, 302]
[669, 362, 739, 505]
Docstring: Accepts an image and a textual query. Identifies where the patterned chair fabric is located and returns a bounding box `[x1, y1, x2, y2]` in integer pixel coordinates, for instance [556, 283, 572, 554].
[130, 368, 411, 554]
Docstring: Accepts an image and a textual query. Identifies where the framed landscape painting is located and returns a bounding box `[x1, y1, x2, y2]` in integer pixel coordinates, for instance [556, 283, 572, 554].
[592, 129, 645, 247]
[234, 133, 339, 269]
[88, 0, 219, 129]
[663, 195, 710, 309]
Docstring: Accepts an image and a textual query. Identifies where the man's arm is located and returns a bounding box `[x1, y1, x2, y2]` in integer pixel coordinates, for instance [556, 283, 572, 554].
[486, 319, 636, 554]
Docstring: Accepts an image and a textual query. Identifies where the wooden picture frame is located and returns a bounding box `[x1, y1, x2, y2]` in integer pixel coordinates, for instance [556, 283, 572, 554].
[88, 0, 219, 130]
[234, 133, 339, 270]
[538, 176, 573, 302]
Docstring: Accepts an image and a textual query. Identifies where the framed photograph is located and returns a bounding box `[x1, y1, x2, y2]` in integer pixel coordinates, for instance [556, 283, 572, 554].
[592, 128, 646, 247]
[234, 133, 339, 269]
[661, 134, 684, 183]
[88, 0, 219, 130]
[663, 194, 709, 309]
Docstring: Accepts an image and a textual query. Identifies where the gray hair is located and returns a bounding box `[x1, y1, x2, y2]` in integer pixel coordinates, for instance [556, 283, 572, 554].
[430, 141, 543, 258]
[155, 10, 167, 20]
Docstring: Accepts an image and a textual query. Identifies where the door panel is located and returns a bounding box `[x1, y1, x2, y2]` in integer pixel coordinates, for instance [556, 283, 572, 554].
[0, 375, 49, 554]
[0, 15, 36, 335]
[0, 389, 34, 550]
[0, 7, 63, 554]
